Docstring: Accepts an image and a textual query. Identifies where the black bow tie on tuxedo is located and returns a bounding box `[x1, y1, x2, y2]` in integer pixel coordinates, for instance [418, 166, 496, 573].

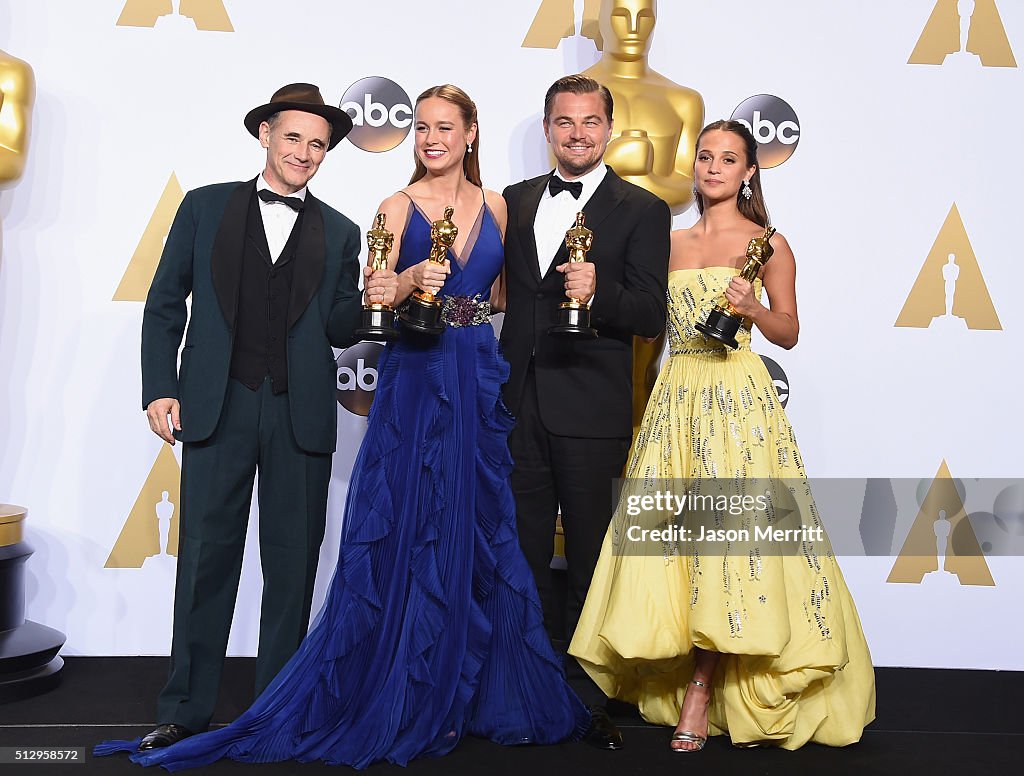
[548, 176, 583, 199]
[258, 188, 305, 212]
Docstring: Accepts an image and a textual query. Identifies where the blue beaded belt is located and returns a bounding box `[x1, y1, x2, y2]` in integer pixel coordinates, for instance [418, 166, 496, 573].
[442, 294, 491, 327]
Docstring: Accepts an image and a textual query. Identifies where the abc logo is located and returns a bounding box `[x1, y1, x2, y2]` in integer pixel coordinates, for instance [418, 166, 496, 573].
[340, 76, 413, 153]
[731, 95, 800, 169]
[760, 355, 790, 408]
[336, 341, 384, 416]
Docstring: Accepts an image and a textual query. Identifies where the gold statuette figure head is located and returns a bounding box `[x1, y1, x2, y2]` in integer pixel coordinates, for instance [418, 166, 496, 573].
[600, 0, 656, 60]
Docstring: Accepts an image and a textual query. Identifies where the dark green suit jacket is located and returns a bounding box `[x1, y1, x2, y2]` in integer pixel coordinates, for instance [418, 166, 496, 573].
[141, 179, 363, 454]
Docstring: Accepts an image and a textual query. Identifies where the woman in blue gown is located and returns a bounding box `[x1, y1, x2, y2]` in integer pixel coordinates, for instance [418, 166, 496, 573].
[100, 84, 588, 770]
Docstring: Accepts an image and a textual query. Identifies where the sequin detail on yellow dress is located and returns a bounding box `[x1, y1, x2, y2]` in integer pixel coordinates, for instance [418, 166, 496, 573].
[569, 268, 876, 749]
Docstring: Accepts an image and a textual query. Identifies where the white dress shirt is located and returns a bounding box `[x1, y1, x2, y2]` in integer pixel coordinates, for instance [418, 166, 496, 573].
[533, 163, 607, 278]
[256, 174, 307, 263]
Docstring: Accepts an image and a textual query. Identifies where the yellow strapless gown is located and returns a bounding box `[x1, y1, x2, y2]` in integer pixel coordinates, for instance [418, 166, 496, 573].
[569, 268, 876, 748]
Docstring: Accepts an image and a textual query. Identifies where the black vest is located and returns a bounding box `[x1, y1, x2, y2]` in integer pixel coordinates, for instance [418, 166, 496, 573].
[228, 193, 301, 393]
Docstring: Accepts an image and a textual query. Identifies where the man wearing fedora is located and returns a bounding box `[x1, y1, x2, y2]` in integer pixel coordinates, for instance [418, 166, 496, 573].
[137, 83, 397, 750]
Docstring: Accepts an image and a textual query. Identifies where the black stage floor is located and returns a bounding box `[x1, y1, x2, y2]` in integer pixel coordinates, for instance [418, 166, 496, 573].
[0, 657, 1020, 775]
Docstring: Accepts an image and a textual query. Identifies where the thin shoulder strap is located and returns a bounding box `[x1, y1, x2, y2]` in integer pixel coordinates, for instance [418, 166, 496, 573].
[390, 190, 415, 245]
[396, 189, 423, 221]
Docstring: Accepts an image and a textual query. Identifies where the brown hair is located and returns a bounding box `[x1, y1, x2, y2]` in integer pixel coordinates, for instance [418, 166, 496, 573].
[543, 74, 614, 123]
[694, 120, 770, 228]
[409, 84, 481, 187]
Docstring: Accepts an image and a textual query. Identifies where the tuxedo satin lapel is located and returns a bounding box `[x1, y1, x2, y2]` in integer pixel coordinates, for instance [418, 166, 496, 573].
[520, 175, 549, 285]
[211, 180, 254, 330]
[287, 194, 326, 330]
[580, 166, 626, 234]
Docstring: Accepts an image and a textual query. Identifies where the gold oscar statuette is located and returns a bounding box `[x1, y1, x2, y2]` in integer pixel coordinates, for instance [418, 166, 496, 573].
[398, 205, 457, 335]
[695, 226, 777, 350]
[548, 212, 597, 339]
[355, 213, 399, 342]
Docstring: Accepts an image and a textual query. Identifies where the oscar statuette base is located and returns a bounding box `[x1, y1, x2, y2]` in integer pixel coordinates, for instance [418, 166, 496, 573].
[695, 307, 742, 350]
[547, 302, 597, 339]
[398, 293, 445, 335]
[355, 305, 399, 342]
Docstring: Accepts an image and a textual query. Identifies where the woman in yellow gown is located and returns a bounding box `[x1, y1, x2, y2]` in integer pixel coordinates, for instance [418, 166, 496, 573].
[568, 120, 875, 752]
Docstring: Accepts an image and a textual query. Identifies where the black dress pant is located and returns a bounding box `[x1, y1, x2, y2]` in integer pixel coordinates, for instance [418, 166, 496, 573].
[508, 367, 630, 707]
[157, 378, 331, 732]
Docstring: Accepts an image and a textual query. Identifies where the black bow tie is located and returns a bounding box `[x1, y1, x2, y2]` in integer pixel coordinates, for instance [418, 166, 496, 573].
[548, 176, 583, 199]
[258, 189, 305, 212]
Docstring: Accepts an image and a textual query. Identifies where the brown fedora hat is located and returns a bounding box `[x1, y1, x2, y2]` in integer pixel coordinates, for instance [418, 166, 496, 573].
[244, 83, 354, 150]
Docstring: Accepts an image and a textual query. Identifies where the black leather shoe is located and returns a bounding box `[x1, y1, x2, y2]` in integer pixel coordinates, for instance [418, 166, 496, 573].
[137, 723, 193, 751]
[584, 705, 623, 750]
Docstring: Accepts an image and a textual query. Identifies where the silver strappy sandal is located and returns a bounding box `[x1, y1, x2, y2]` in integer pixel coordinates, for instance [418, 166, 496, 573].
[669, 679, 709, 753]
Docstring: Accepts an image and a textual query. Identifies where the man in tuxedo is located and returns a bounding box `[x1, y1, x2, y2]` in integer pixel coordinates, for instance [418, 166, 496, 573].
[137, 83, 396, 750]
[500, 74, 670, 750]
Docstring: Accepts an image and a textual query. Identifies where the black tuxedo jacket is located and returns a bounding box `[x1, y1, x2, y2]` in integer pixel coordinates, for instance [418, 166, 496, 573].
[500, 167, 670, 438]
[141, 179, 363, 454]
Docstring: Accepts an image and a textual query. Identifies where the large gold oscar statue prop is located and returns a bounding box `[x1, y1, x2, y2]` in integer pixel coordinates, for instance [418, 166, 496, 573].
[0, 51, 64, 702]
[583, 0, 703, 212]
[581, 0, 704, 437]
[0, 49, 35, 186]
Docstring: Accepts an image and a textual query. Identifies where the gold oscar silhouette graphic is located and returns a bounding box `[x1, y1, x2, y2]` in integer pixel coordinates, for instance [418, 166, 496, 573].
[523, 0, 603, 49]
[105, 445, 181, 568]
[909, 0, 1016, 67]
[113, 173, 185, 302]
[895, 203, 1001, 330]
[887, 460, 994, 586]
[0, 49, 35, 186]
[117, 0, 233, 32]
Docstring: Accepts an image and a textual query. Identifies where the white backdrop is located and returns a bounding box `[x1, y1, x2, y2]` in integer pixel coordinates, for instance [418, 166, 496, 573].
[1, 0, 1021, 669]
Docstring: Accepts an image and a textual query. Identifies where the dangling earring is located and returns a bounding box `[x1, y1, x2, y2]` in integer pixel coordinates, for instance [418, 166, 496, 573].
[467, 142, 473, 153]
[692, 183, 698, 195]
[741, 179, 752, 200]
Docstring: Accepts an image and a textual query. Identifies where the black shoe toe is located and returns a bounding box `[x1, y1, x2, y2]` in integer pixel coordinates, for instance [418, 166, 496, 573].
[584, 706, 623, 750]
[137, 723, 193, 751]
